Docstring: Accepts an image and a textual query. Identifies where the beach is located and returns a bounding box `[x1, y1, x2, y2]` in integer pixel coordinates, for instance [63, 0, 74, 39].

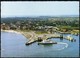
[1, 30, 60, 40]
[1, 29, 21, 34]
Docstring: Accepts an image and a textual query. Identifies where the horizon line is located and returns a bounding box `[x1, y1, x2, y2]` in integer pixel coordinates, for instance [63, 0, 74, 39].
[1, 15, 79, 18]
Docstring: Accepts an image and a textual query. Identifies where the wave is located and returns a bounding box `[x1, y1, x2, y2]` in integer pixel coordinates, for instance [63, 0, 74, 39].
[54, 42, 68, 51]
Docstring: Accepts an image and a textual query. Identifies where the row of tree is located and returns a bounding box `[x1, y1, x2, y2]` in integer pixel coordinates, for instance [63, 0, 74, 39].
[1, 17, 79, 30]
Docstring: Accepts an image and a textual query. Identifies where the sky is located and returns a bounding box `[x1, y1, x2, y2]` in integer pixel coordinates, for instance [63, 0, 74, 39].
[1, 1, 79, 17]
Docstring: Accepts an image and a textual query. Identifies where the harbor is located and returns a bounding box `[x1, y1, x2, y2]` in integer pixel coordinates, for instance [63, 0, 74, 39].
[1, 30, 77, 45]
[1, 31, 79, 57]
[1, 1, 79, 57]
[24, 32, 76, 45]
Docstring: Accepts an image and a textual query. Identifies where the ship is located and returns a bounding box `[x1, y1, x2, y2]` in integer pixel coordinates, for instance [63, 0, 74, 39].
[38, 39, 57, 45]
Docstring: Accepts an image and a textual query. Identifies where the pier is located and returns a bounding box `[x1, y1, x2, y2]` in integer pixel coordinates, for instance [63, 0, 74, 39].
[25, 33, 61, 45]
[23, 32, 76, 45]
[26, 39, 37, 45]
[1, 30, 76, 45]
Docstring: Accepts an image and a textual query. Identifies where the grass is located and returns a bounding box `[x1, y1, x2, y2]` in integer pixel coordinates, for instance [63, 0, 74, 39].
[35, 31, 48, 34]
[71, 30, 79, 33]
[15, 29, 32, 32]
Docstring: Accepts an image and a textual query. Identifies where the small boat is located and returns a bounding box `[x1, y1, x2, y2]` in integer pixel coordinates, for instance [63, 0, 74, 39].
[38, 40, 57, 45]
[74, 33, 78, 36]
[72, 33, 78, 36]
[66, 35, 76, 42]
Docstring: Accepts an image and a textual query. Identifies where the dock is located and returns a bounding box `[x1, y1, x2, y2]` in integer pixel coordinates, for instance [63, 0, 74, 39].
[25, 39, 37, 45]
[25, 33, 61, 45]
[22, 32, 76, 45]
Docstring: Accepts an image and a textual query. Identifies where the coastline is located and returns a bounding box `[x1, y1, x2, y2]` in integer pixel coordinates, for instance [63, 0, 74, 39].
[1, 29, 76, 45]
[1, 29, 78, 41]
[1, 29, 34, 40]
[1, 29, 21, 34]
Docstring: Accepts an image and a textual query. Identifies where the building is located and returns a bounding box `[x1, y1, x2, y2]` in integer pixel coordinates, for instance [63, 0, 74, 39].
[1, 23, 10, 30]
[37, 26, 59, 33]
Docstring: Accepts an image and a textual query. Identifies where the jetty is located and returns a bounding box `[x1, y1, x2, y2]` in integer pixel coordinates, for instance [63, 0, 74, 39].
[1, 30, 76, 45]
[25, 32, 61, 45]
[26, 39, 37, 45]
[23, 32, 76, 45]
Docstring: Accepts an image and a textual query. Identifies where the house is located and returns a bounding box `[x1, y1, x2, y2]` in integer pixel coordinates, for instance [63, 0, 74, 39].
[1, 23, 10, 30]
[10, 23, 17, 30]
[37, 26, 59, 33]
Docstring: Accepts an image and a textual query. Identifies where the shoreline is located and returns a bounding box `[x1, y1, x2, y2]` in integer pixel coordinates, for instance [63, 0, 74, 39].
[1, 29, 76, 45]
[1, 29, 21, 34]
[1, 30, 35, 40]
[1, 30, 61, 40]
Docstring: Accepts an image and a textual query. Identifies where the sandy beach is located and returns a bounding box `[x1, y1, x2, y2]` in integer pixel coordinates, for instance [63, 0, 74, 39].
[1, 30, 36, 40]
[1, 29, 21, 34]
[1, 29, 61, 41]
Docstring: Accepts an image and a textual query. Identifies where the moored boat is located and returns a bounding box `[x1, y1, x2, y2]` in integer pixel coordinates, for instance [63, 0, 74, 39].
[38, 39, 57, 45]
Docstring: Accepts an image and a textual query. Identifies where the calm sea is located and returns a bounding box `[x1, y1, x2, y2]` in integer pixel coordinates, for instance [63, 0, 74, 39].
[1, 32, 79, 57]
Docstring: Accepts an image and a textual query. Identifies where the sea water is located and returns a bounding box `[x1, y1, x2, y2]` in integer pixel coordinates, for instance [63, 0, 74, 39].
[1, 32, 79, 57]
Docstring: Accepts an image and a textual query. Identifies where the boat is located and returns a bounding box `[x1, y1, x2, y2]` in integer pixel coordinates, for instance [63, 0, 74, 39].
[38, 39, 57, 45]
[66, 35, 73, 40]
[66, 35, 76, 42]
[74, 33, 78, 36]
[71, 33, 78, 36]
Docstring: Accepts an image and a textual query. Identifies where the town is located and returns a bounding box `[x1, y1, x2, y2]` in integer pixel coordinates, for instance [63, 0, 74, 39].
[1, 16, 79, 45]
[1, 16, 79, 34]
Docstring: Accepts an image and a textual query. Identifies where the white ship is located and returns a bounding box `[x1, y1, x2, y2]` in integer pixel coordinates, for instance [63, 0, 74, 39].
[38, 39, 57, 45]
